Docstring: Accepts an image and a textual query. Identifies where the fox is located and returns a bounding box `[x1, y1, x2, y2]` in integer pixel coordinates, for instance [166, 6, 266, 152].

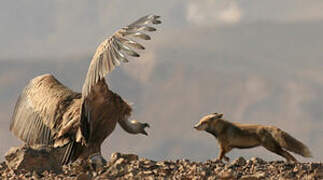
[194, 113, 312, 162]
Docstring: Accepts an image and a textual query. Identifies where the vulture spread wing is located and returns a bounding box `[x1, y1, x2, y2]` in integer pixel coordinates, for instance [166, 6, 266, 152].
[10, 74, 81, 147]
[10, 14, 161, 164]
[81, 14, 161, 99]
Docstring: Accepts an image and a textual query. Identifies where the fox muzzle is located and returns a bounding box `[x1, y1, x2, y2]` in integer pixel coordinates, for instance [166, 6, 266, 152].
[194, 123, 208, 131]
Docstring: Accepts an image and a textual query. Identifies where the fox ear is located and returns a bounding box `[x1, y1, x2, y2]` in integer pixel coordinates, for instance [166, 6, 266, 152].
[218, 113, 223, 118]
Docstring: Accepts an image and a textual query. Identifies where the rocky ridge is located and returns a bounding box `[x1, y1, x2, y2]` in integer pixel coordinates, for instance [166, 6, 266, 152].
[1, 152, 322, 179]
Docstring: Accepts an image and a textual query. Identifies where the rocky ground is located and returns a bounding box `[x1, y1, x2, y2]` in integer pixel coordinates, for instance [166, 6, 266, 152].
[1, 152, 322, 179]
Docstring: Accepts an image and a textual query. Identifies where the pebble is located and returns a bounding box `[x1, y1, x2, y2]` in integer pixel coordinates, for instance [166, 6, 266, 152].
[1, 153, 322, 179]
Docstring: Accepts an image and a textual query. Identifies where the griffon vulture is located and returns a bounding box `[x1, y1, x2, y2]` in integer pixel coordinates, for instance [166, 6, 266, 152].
[10, 14, 161, 166]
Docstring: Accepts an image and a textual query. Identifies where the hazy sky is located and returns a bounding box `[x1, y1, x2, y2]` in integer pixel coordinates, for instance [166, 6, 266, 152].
[1, 0, 323, 60]
[1, 0, 323, 162]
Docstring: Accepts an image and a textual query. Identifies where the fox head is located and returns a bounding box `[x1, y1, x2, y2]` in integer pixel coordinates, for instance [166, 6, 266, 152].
[194, 113, 223, 131]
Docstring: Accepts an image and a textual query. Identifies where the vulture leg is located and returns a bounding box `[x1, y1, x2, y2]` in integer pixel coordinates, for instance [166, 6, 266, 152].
[88, 152, 107, 170]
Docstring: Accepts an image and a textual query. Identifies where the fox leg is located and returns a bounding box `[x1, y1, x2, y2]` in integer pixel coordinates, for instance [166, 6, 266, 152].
[260, 131, 298, 162]
[275, 149, 297, 162]
[264, 144, 298, 162]
[217, 144, 232, 162]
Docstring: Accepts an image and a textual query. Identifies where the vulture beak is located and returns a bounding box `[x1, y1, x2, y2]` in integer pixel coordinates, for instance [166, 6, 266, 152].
[141, 123, 150, 136]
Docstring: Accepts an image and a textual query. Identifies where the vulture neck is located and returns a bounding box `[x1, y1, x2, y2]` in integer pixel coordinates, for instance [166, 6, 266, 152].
[118, 118, 142, 134]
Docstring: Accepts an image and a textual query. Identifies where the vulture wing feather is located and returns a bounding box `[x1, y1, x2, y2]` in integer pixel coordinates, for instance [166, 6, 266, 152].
[10, 74, 81, 147]
[81, 14, 161, 99]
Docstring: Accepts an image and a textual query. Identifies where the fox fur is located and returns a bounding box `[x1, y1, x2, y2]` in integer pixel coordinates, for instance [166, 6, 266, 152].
[194, 113, 312, 162]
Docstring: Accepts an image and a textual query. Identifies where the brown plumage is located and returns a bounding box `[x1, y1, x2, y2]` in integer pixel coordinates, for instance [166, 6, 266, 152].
[10, 14, 161, 165]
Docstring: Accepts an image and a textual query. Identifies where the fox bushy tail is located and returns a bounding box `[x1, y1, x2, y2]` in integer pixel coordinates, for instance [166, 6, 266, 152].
[271, 127, 312, 157]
